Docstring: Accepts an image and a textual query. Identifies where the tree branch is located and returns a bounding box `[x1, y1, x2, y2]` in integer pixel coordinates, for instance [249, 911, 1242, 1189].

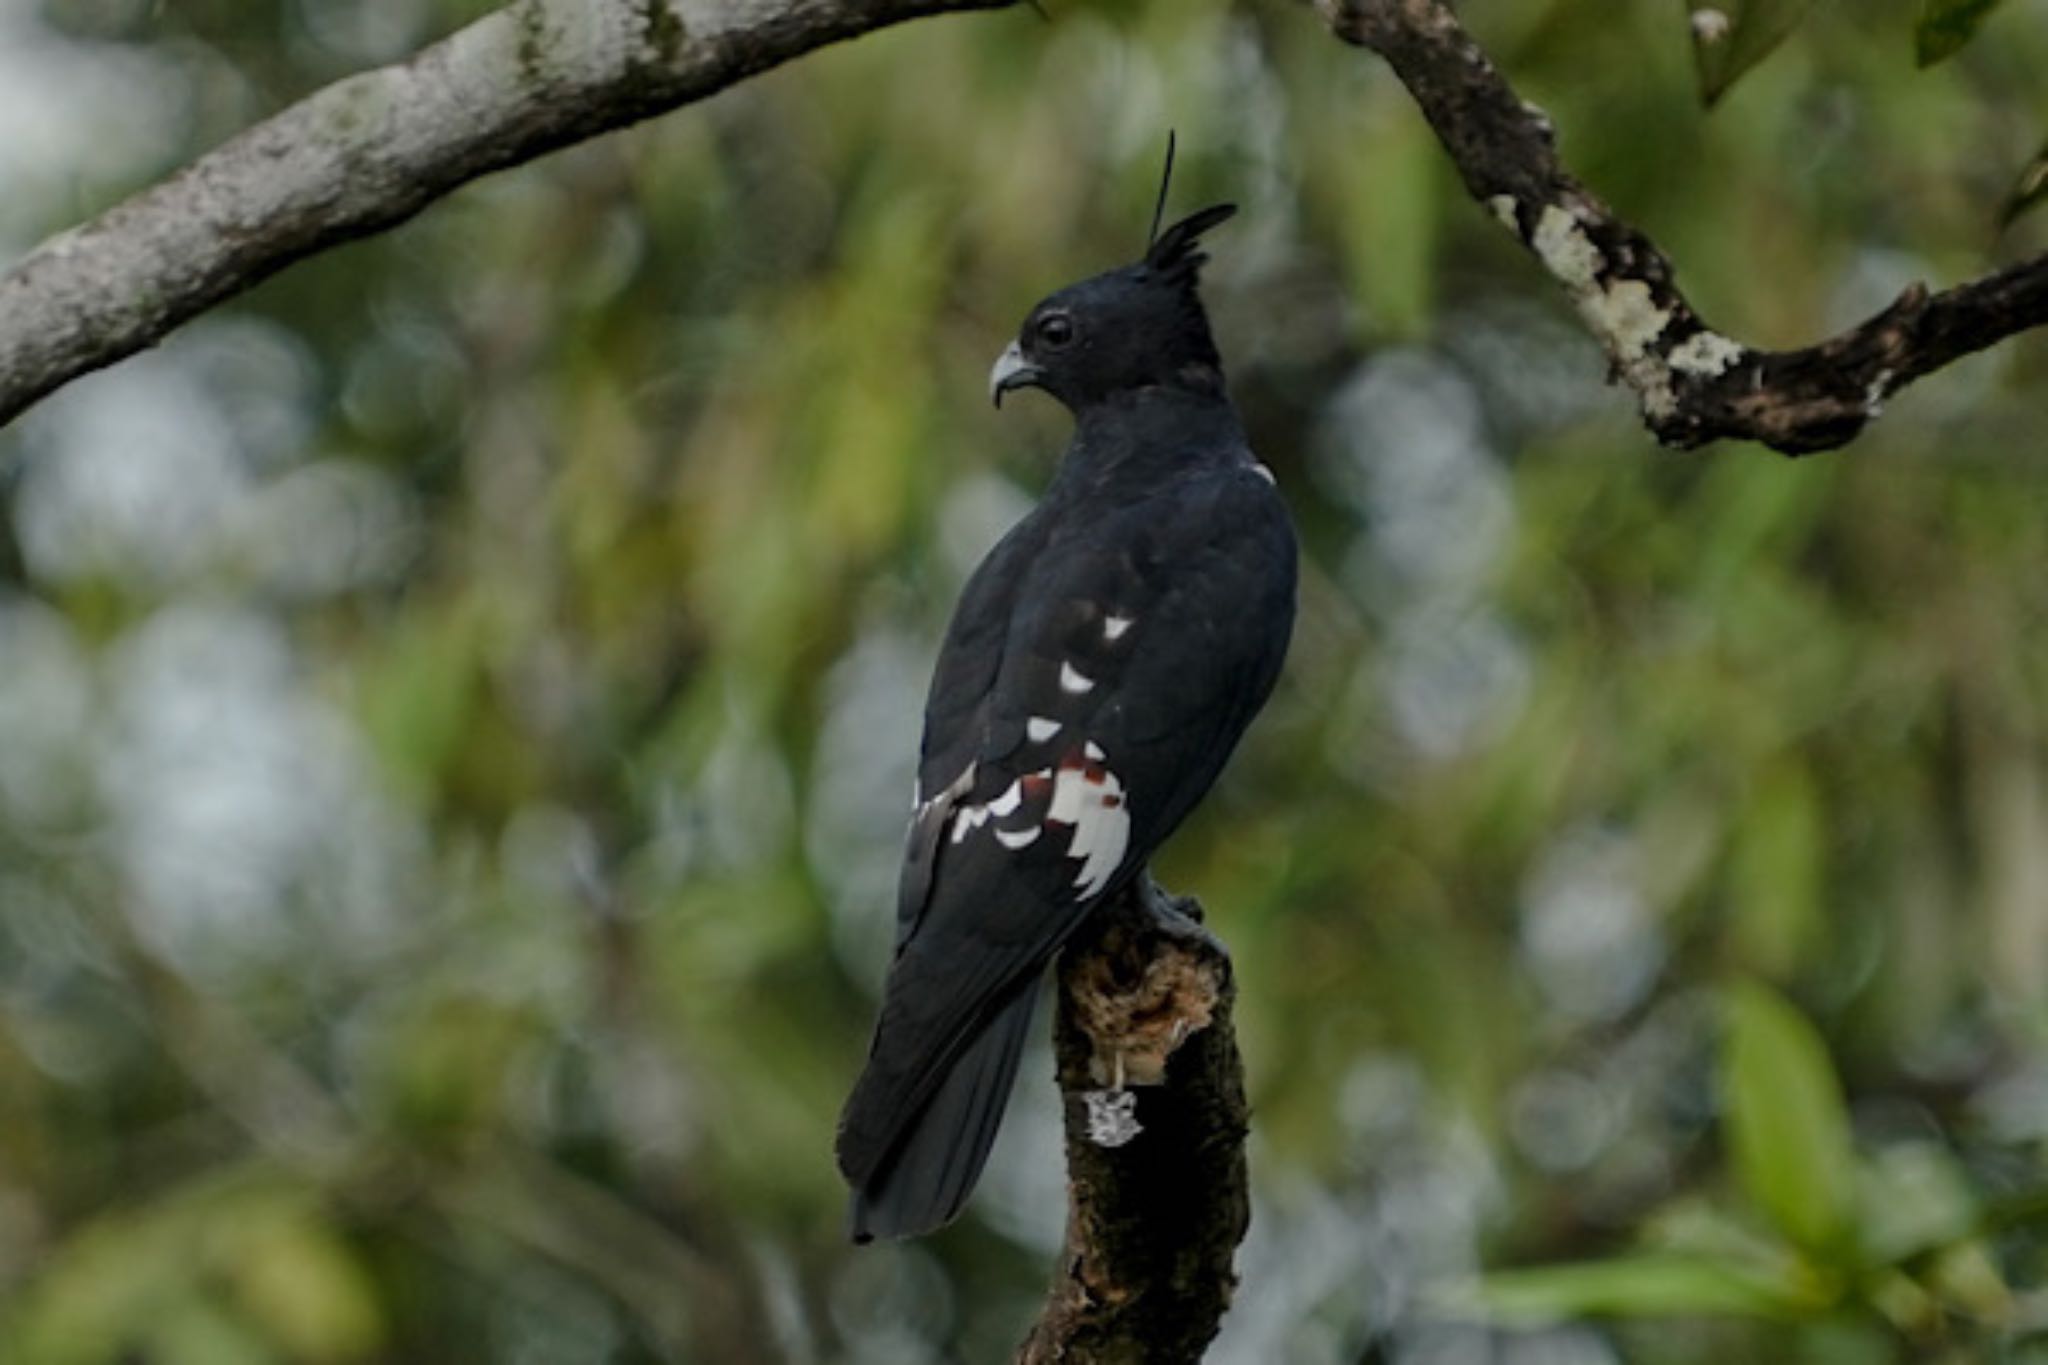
[0, 0, 1011, 431]
[1018, 878, 1250, 1365]
[1318, 0, 2048, 455]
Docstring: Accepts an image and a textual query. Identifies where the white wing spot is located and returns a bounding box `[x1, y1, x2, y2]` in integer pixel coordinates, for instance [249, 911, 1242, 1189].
[950, 805, 990, 844]
[1084, 741, 1105, 761]
[1252, 463, 1275, 485]
[1048, 762, 1129, 898]
[995, 825, 1041, 850]
[1027, 716, 1061, 743]
[1103, 615, 1133, 641]
[1060, 662, 1095, 695]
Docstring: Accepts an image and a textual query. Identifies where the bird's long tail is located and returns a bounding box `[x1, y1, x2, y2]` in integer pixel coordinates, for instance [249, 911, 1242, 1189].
[846, 985, 1038, 1243]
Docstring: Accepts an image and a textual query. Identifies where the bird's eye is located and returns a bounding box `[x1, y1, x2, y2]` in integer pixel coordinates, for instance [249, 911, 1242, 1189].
[1036, 313, 1075, 349]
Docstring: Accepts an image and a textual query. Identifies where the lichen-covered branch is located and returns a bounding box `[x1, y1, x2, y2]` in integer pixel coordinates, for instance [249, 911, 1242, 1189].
[1017, 878, 1250, 1365]
[1318, 0, 2048, 455]
[0, 0, 1011, 431]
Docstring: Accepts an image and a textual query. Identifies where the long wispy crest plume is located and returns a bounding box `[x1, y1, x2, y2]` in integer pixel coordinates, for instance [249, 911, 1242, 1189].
[1148, 130, 1178, 252]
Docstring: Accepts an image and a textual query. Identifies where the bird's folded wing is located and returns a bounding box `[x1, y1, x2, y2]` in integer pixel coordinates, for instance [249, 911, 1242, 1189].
[837, 469, 1294, 1183]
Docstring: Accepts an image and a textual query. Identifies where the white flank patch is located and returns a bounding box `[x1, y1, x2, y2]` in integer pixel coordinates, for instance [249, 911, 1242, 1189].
[1060, 662, 1095, 695]
[995, 825, 1040, 850]
[1103, 614, 1133, 641]
[1027, 716, 1061, 743]
[987, 779, 1024, 817]
[1048, 764, 1129, 899]
[1252, 463, 1276, 486]
[950, 774, 1033, 846]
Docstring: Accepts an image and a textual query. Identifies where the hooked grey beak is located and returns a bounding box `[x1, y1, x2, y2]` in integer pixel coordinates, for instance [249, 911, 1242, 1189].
[989, 341, 1044, 408]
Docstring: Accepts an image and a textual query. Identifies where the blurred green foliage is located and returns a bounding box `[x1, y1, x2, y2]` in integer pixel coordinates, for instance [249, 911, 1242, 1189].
[1688, 0, 1818, 107]
[3, 0, 2048, 1362]
[1916, 0, 2009, 68]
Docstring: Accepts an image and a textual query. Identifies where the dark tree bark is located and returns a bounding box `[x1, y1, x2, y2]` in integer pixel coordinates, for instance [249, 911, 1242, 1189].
[1017, 879, 1251, 1365]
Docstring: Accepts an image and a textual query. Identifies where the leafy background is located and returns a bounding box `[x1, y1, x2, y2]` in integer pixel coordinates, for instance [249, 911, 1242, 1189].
[2, 0, 2047, 1360]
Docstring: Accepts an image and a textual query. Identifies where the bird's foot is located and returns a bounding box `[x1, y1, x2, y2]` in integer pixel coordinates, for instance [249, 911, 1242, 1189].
[1058, 873, 1232, 1091]
[1134, 872, 1229, 965]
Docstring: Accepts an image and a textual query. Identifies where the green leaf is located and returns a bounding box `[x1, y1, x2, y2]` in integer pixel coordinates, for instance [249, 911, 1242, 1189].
[1915, 0, 2006, 67]
[146, 1298, 275, 1365]
[231, 1215, 383, 1361]
[1727, 761, 1825, 979]
[2000, 144, 2048, 229]
[1326, 105, 1441, 336]
[1722, 980, 1858, 1256]
[1857, 1142, 1976, 1264]
[1454, 1254, 1812, 1322]
[356, 602, 482, 800]
[1926, 1240, 2014, 1321]
[1686, 0, 1817, 106]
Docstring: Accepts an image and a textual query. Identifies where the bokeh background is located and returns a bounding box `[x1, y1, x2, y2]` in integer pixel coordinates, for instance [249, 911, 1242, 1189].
[3, 0, 2048, 1360]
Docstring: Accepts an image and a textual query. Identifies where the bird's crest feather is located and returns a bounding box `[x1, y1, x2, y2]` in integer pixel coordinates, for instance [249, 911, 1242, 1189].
[1141, 131, 1236, 285]
[1144, 203, 1237, 283]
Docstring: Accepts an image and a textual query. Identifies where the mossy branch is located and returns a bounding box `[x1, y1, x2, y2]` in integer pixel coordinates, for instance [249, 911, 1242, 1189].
[1319, 0, 2048, 455]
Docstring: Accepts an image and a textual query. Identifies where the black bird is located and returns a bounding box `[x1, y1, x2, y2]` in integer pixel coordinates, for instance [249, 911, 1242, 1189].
[834, 193, 1297, 1242]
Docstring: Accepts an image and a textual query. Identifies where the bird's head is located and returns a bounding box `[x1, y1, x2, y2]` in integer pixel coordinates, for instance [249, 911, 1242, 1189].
[989, 202, 1236, 413]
